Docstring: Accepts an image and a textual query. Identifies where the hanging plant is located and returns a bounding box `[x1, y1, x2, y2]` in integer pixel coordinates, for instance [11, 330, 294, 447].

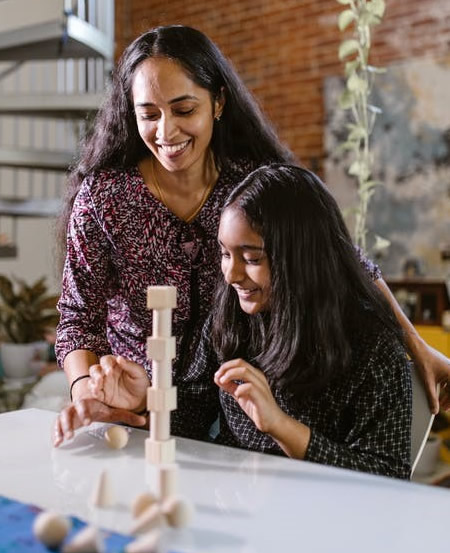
[336, 0, 389, 254]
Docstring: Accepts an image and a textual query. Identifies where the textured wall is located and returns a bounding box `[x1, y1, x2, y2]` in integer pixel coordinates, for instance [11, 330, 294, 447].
[114, 0, 450, 175]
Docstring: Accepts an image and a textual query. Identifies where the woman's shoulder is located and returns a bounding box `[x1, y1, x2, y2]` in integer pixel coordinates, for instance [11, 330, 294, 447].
[81, 166, 140, 194]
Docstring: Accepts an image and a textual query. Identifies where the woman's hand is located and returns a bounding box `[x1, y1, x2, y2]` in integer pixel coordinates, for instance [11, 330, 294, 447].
[88, 355, 150, 412]
[214, 358, 285, 434]
[413, 344, 450, 413]
[53, 398, 146, 447]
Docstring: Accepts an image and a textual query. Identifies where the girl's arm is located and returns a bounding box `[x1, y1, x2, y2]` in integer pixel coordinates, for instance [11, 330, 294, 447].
[375, 278, 450, 413]
[215, 341, 412, 479]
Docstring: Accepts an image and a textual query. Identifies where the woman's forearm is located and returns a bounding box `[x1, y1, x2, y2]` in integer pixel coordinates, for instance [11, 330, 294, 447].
[63, 349, 99, 401]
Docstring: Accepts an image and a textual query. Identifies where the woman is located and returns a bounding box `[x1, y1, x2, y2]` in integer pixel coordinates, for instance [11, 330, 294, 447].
[54, 25, 448, 444]
[77, 165, 411, 478]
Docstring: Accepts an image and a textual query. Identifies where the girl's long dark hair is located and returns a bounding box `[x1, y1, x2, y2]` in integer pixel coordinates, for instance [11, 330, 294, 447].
[57, 25, 294, 266]
[212, 164, 403, 396]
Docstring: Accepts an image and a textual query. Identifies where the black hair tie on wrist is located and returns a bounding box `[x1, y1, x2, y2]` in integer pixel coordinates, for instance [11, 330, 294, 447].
[69, 374, 90, 402]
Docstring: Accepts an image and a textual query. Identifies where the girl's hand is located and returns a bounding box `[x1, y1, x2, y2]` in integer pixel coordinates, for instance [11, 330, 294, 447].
[88, 355, 149, 412]
[53, 398, 146, 447]
[214, 358, 285, 434]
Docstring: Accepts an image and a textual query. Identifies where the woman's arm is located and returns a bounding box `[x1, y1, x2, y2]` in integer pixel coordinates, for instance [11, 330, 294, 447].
[375, 278, 450, 413]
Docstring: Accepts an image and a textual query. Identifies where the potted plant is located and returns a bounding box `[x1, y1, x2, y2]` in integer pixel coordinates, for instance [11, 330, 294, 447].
[0, 274, 59, 381]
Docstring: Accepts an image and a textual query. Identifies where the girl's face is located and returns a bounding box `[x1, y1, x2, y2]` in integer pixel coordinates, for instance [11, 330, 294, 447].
[132, 57, 224, 174]
[218, 206, 271, 315]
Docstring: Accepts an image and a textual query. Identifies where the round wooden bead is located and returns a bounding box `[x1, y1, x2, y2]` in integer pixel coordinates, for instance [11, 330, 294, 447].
[33, 511, 71, 548]
[105, 425, 129, 449]
[162, 496, 194, 528]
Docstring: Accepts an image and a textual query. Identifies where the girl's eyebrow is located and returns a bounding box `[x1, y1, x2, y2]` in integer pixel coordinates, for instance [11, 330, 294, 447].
[218, 239, 264, 252]
[135, 95, 199, 107]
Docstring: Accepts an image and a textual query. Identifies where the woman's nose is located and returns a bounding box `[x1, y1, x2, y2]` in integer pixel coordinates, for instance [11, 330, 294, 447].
[156, 114, 177, 142]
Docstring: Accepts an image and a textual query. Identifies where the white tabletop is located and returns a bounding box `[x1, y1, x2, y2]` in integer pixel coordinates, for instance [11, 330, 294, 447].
[1, 408, 450, 553]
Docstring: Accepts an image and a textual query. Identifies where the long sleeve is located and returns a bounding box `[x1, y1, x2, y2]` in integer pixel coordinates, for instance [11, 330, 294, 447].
[56, 177, 114, 367]
[304, 332, 412, 479]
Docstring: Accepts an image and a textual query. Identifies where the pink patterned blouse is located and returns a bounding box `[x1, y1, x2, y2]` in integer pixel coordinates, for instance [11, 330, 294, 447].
[56, 161, 255, 375]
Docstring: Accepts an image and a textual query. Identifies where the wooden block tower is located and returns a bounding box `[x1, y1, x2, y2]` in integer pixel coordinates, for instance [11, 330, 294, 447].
[145, 286, 178, 501]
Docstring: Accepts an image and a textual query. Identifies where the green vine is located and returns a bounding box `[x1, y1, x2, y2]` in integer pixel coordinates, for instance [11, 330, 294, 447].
[337, 0, 389, 253]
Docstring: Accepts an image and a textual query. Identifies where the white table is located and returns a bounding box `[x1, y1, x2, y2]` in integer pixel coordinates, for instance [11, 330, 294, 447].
[1, 408, 450, 553]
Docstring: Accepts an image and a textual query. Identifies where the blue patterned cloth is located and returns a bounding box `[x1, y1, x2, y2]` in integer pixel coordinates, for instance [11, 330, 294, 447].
[0, 495, 134, 552]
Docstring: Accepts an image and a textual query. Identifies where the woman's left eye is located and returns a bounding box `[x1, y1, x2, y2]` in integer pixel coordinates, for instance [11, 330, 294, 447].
[175, 108, 195, 116]
[244, 258, 260, 265]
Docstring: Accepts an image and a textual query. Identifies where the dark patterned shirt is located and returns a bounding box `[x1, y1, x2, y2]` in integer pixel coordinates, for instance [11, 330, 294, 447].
[173, 316, 412, 479]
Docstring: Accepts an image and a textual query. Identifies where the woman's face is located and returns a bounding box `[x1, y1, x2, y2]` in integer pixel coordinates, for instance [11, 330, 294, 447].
[132, 57, 223, 174]
[218, 206, 271, 315]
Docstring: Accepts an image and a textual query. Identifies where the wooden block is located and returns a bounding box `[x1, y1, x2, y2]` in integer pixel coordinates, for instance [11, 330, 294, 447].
[147, 286, 177, 309]
[147, 387, 177, 412]
[125, 529, 161, 553]
[162, 495, 195, 528]
[33, 511, 71, 548]
[149, 411, 171, 442]
[62, 526, 103, 553]
[156, 464, 178, 501]
[91, 469, 115, 508]
[129, 503, 165, 535]
[145, 438, 176, 464]
[146, 336, 176, 361]
[131, 491, 157, 519]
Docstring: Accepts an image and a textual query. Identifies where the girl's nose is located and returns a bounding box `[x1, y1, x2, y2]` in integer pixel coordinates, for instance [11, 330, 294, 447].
[223, 258, 244, 284]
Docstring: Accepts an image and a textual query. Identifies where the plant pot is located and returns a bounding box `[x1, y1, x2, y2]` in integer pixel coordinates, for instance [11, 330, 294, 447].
[0, 341, 47, 381]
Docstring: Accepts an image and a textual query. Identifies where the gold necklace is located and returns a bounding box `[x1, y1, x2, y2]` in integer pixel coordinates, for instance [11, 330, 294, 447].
[149, 157, 216, 223]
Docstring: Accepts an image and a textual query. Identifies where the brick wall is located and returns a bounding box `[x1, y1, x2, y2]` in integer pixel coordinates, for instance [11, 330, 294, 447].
[114, 0, 450, 174]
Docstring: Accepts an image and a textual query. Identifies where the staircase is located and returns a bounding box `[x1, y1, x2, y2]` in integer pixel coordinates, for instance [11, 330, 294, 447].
[0, 0, 114, 258]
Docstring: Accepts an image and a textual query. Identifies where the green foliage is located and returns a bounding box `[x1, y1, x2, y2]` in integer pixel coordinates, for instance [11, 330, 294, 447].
[0, 274, 59, 343]
[336, 0, 389, 253]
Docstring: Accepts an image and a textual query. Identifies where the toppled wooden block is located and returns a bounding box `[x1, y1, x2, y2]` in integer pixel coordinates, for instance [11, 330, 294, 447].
[131, 491, 158, 519]
[162, 495, 195, 528]
[62, 525, 104, 553]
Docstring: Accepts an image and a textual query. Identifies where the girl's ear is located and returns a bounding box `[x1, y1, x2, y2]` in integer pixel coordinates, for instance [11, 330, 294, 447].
[214, 87, 226, 119]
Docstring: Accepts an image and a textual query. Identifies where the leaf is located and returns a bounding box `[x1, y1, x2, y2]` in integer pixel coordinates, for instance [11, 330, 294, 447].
[338, 89, 355, 109]
[369, 0, 386, 18]
[338, 39, 360, 60]
[338, 9, 356, 31]
[360, 11, 381, 26]
[347, 72, 368, 93]
[348, 125, 367, 141]
[373, 234, 391, 252]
